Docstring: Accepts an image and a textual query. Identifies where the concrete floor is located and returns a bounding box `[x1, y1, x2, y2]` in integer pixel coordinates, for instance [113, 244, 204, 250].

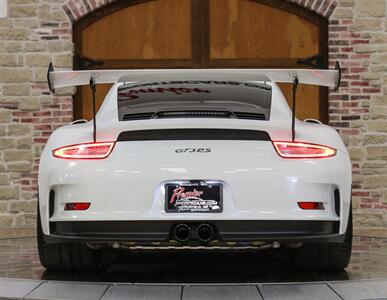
[0, 235, 387, 299]
[2, 278, 387, 299]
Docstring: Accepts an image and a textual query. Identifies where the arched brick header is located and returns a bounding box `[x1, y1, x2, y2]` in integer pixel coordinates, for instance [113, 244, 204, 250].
[290, 0, 338, 18]
[63, 0, 112, 22]
[63, 0, 338, 23]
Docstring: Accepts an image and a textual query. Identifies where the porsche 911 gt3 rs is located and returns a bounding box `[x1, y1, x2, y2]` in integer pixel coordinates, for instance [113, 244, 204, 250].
[37, 67, 352, 270]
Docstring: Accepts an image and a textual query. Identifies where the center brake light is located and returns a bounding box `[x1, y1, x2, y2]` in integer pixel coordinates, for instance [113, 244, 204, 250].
[53, 142, 115, 159]
[272, 141, 336, 159]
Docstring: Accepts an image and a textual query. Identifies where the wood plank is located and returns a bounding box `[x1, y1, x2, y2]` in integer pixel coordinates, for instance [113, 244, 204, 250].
[209, 58, 307, 68]
[79, 59, 193, 70]
[81, 0, 192, 60]
[192, 0, 209, 68]
[209, 0, 320, 59]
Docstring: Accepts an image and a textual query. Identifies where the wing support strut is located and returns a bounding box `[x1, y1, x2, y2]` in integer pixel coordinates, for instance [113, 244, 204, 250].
[291, 76, 299, 142]
[89, 77, 97, 142]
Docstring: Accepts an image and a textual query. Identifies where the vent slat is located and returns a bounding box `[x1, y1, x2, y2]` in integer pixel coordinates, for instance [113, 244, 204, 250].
[157, 111, 231, 118]
[122, 112, 154, 120]
[234, 112, 266, 120]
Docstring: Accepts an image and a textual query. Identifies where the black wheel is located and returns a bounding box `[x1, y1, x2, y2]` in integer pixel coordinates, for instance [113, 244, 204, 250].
[289, 207, 352, 270]
[37, 207, 98, 270]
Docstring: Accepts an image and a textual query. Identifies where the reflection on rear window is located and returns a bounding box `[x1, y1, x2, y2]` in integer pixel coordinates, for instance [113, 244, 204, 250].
[117, 81, 272, 121]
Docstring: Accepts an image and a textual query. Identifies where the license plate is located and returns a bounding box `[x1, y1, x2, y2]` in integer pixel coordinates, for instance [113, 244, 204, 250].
[165, 181, 223, 213]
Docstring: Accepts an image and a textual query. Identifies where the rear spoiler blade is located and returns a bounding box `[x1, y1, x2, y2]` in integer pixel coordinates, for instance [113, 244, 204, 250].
[47, 63, 341, 143]
[47, 62, 341, 93]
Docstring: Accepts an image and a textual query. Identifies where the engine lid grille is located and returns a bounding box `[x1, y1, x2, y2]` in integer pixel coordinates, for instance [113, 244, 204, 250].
[157, 110, 232, 118]
[122, 110, 266, 121]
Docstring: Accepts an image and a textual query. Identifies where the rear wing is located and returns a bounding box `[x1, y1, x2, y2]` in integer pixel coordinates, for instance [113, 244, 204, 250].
[47, 62, 341, 93]
[47, 62, 340, 143]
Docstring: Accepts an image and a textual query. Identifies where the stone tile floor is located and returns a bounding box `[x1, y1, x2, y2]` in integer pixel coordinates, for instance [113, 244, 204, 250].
[0, 235, 387, 299]
[2, 278, 387, 299]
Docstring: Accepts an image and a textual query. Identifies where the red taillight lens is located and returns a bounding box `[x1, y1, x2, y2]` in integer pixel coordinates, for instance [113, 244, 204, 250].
[64, 203, 91, 210]
[53, 142, 115, 159]
[272, 141, 336, 159]
[298, 202, 324, 210]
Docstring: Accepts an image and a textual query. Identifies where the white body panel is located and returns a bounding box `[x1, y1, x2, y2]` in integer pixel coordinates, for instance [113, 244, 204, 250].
[39, 81, 351, 239]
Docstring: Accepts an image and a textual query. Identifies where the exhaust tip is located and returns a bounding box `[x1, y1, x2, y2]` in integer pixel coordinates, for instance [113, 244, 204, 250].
[196, 223, 214, 242]
[173, 224, 192, 243]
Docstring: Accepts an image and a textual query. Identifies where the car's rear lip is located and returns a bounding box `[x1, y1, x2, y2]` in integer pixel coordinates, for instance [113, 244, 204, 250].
[45, 220, 344, 244]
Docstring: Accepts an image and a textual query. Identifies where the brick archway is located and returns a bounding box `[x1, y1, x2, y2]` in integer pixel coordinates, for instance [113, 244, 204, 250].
[63, 0, 338, 21]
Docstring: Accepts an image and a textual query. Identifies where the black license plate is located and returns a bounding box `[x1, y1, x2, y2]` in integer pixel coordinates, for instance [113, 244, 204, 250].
[165, 182, 223, 213]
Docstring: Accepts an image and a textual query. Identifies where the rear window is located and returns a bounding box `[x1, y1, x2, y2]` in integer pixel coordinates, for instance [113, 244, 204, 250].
[117, 81, 271, 121]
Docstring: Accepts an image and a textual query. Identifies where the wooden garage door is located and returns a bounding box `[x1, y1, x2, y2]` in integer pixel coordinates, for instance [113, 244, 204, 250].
[73, 0, 328, 122]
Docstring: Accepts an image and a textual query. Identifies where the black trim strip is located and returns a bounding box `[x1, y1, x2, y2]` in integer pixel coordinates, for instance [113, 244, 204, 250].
[46, 220, 342, 244]
[48, 190, 55, 218]
[117, 129, 271, 141]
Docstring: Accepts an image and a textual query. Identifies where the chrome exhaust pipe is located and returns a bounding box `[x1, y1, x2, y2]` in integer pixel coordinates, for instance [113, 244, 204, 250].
[196, 223, 214, 242]
[173, 224, 192, 243]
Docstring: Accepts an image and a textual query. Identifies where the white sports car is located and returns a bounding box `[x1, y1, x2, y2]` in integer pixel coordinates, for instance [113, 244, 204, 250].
[38, 66, 352, 270]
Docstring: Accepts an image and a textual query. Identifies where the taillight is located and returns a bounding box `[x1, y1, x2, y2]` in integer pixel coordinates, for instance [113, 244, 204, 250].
[53, 142, 115, 159]
[272, 141, 336, 159]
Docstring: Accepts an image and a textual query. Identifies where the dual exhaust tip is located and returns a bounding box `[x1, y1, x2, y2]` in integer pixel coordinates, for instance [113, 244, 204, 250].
[173, 223, 214, 243]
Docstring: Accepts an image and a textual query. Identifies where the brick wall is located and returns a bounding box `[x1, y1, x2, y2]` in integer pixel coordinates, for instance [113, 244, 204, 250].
[328, 0, 387, 236]
[0, 0, 386, 236]
[0, 0, 73, 230]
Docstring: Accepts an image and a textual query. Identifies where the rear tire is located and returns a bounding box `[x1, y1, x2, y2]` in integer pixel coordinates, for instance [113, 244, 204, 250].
[37, 207, 97, 270]
[289, 207, 352, 270]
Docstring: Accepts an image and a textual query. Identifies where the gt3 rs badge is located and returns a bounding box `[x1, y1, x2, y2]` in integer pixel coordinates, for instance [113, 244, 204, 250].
[175, 148, 211, 153]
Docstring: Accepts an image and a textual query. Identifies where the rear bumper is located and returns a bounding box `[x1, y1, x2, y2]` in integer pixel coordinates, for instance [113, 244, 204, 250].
[39, 138, 352, 236]
[45, 220, 344, 244]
